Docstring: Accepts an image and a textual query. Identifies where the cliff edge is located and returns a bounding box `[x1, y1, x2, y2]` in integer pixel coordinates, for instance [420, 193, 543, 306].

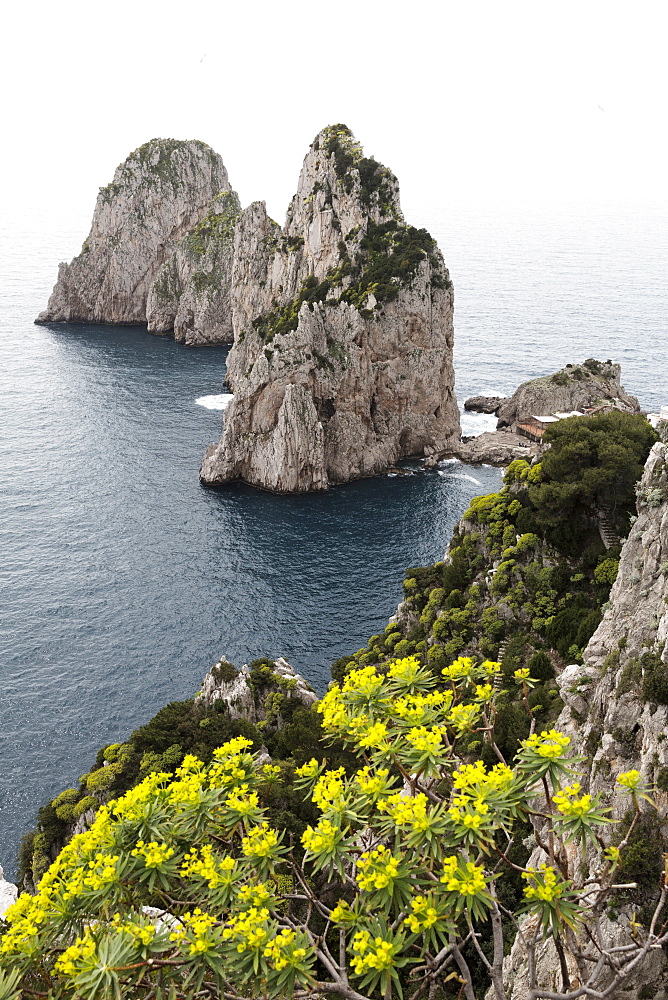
[200, 124, 460, 492]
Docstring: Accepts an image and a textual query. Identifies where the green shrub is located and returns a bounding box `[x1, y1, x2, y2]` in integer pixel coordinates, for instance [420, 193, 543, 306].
[594, 558, 619, 585]
[617, 658, 642, 696]
[640, 651, 668, 704]
[527, 651, 554, 682]
[72, 796, 98, 821]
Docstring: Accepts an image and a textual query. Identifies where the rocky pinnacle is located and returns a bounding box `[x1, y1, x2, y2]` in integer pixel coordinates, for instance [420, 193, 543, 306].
[200, 124, 460, 492]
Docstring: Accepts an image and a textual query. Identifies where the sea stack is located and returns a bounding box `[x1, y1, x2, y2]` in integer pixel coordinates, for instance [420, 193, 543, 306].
[200, 124, 460, 492]
[37, 139, 239, 344]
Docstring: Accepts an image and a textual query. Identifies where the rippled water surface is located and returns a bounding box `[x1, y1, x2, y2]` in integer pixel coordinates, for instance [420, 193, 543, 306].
[1, 200, 666, 874]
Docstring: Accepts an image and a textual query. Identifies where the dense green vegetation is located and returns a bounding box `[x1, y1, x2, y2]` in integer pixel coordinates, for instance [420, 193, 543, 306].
[528, 411, 657, 551]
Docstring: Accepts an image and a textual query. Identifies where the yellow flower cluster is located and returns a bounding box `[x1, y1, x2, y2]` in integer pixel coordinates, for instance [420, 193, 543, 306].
[179, 844, 236, 887]
[377, 792, 432, 832]
[523, 729, 571, 759]
[440, 856, 487, 896]
[263, 928, 307, 971]
[222, 906, 269, 953]
[475, 684, 494, 701]
[82, 851, 121, 889]
[342, 665, 384, 698]
[351, 930, 397, 974]
[387, 654, 423, 684]
[170, 908, 217, 955]
[208, 737, 254, 787]
[617, 769, 641, 789]
[213, 736, 254, 757]
[405, 725, 446, 754]
[329, 899, 352, 922]
[522, 864, 564, 902]
[514, 668, 531, 681]
[111, 914, 156, 947]
[356, 766, 391, 797]
[237, 882, 273, 907]
[404, 895, 440, 933]
[131, 840, 174, 868]
[295, 758, 319, 779]
[448, 800, 487, 831]
[225, 785, 259, 816]
[452, 761, 514, 792]
[241, 822, 280, 858]
[317, 686, 347, 730]
[312, 768, 346, 810]
[392, 690, 450, 725]
[442, 656, 476, 680]
[54, 930, 96, 976]
[448, 703, 481, 732]
[356, 846, 401, 891]
[357, 721, 389, 749]
[301, 818, 340, 854]
[553, 783, 592, 817]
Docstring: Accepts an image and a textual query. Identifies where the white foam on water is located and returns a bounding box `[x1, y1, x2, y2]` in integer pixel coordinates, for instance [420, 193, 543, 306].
[459, 410, 498, 437]
[438, 471, 483, 486]
[195, 393, 234, 411]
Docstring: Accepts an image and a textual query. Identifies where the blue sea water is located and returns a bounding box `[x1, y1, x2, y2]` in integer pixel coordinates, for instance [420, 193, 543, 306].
[1, 200, 666, 876]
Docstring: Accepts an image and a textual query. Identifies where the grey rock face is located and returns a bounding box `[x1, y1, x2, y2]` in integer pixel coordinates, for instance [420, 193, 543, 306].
[449, 429, 538, 466]
[495, 360, 640, 429]
[200, 124, 460, 492]
[196, 656, 317, 723]
[500, 442, 668, 999]
[463, 394, 507, 414]
[146, 190, 240, 345]
[37, 139, 236, 340]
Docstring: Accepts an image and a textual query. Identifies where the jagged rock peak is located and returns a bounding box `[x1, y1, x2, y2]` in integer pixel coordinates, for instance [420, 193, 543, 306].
[36, 138, 238, 338]
[200, 124, 460, 493]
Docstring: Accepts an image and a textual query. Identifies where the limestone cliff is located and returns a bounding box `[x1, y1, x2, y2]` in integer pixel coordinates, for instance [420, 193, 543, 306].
[37, 139, 237, 340]
[200, 124, 460, 492]
[465, 360, 640, 430]
[145, 190, 240, 344]
[499, 441, 668, 999]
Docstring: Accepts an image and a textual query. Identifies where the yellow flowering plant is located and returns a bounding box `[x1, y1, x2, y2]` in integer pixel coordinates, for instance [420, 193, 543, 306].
[1, 655, 666, 1000]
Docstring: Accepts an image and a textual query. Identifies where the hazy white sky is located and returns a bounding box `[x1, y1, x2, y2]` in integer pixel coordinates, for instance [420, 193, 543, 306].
[2, 0, 667, 224]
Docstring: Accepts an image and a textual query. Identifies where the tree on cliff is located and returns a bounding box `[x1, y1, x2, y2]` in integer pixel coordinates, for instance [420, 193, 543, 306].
[1, 655, 665, 1000]
[528, 411, 657, 549]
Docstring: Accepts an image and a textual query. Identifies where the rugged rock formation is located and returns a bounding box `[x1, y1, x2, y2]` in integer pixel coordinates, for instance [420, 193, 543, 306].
[145, 190, 240, 345]
[499, 442, 668, 999]
[463, 395, 505, 414]
[464, 360, 640, 430]
[449, 429, 538, 465]
[200, 124, 460, 492]
[37, 139, 237, 341]
[196, 655, 317, 722]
